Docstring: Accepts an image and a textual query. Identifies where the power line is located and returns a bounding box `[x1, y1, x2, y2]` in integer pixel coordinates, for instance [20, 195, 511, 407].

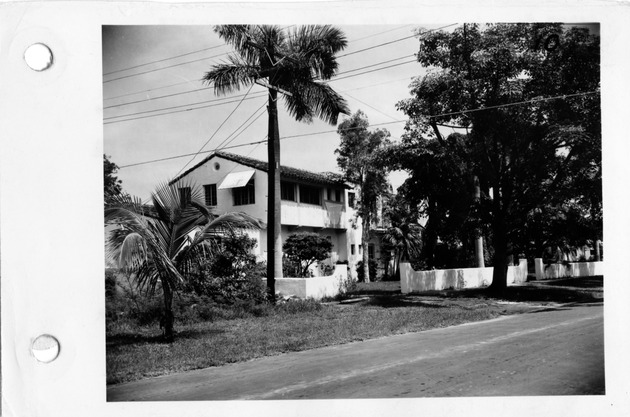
[104, 56, 419, 123]
[103, 94, 266, 125]
[213, 102, 268, 151]
[104, 85, 214, 109]
[337, 23, 457, 58]
[174, 84, 257, 177]
[104, 80, 194, 101]
[117, 90, 599, 169]
[104, 44, 228, 76]
[105, 55, 415, 110]
[104, 91, 266, 121]
[103, 24, 456, 86]
[332, 59, 418, 82]
[103, 25, 296, 84]
[103, 51, 229, 84]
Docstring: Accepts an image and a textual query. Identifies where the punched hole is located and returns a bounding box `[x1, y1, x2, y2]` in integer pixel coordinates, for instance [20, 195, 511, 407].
[31, 334, 60, 363]
[24, 43, 54, 71]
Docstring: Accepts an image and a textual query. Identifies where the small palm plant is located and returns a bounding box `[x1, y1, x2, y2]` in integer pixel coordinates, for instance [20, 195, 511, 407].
[105, 182, 262, 341]
[382, 197, 423, 280]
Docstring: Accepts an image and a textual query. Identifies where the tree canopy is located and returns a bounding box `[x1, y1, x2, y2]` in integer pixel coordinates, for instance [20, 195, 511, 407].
[104, 154, 123, 202]
[394, 23, 600, 291]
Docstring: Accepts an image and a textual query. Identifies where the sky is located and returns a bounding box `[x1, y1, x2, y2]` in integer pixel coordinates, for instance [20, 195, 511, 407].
[102, 24, 458, 201]
[102, 23, 599, 202]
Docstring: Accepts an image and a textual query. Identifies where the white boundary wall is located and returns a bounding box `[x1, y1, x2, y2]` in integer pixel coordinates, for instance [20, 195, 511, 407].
[263, 264, 348, 300]
[400, 259, 528, 294]
[534, 258, 604, 280]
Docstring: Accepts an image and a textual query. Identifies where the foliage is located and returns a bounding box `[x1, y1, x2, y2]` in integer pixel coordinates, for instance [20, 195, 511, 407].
[381, 194, 423, 279]
[104, 154, 123, 203]
[105, 181, 262, 340]
[186, 233, 268, 304]
[336, 110, 391, 282]
[282, 232, 333, 277]
[394, 23, 601, 291]
[356, 259, 379, 282]
[204, 25, 350, 288]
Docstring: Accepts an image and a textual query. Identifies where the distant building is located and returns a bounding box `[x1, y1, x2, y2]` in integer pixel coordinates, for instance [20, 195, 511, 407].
[170, 151, 386, 278]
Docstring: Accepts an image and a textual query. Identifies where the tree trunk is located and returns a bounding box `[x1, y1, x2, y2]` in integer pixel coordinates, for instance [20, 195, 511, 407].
[424, 199, 438, 268]
[161, 279, 175, 342]
[488, 215, 509, 294]
[362, 215, 370, 282]
[473, 176, 485, 268]
[266, 88, 282, 302]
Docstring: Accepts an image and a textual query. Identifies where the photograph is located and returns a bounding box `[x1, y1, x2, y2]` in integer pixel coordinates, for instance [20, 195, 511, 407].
[102, 22, 604, 402]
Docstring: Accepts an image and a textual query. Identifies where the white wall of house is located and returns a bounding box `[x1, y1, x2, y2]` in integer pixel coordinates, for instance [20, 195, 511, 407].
[172, 154, 355, 265]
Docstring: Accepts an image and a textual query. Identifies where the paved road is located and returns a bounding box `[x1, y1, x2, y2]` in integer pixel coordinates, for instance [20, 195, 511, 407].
[107, 303, 604, 401]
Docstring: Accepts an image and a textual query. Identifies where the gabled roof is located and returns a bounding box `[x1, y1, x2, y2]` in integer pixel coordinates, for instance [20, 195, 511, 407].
[170, 151, 350, 188]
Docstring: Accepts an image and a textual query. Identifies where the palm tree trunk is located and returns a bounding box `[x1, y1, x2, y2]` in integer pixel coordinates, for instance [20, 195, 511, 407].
[266, 88, 282, 301]
[161, 278, 175, 342]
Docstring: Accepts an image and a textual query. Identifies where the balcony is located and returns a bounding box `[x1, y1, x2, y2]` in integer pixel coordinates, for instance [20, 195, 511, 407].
[281, 200, 346, 229]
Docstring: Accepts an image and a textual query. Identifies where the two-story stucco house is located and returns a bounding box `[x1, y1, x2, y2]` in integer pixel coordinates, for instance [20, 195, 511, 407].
[169, 151, 379, 276]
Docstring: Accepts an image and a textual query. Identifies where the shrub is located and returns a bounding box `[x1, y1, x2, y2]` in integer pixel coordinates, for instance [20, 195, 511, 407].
[283, 232, 333, 277]
[185, 233, 267, 304]
[356, 259, 379, 282]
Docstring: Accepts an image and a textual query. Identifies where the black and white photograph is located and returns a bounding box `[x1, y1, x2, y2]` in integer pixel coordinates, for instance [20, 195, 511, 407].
[102, 22, 605, 401]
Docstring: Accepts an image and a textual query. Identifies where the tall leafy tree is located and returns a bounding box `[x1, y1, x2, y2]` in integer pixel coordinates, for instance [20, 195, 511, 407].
[203, 25, 349, 299]
[383, 132, 479, 269]
[105, 182, 262, 340]
[397, 23, 600, 292]
[336, 110, 391, 282]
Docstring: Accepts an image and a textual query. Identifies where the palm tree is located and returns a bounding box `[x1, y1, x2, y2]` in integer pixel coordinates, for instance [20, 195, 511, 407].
[382, 197, 423, 280]
[203, 25, 350, 300]
[105, 182, 262, 341]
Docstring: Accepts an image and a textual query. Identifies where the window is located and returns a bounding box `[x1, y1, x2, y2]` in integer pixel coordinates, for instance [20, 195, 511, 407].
[327, 188, 332, 201]
[351, 244, 355, 255]
[359, 244, 363, 254]
[348, 192, 356, 208]
[204, 184, 217, 206]
[335, 189, 342, 202]
[281, 181, 296, 201]
[233, 179, 255, 206]
[178, 187, 191, 207]
[299, 184, 321, 205]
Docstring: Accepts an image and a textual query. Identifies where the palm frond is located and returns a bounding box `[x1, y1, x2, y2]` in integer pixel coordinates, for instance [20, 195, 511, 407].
[283, 79, 350, 124]
[202, 56, 260, 95]
[287, 25, 347, 80]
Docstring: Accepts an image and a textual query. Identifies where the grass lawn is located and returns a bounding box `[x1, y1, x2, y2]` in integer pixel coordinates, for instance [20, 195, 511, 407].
[106, 276, 603, 385]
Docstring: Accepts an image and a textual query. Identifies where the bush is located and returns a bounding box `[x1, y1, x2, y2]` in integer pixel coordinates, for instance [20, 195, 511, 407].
[283, 232, 333, 277]
[185, 233, 267, 304]
[356, 259, 378, 282]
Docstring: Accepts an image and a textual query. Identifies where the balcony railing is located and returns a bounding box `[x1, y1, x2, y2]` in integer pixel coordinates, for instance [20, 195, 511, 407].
[281, 200, 346, 229]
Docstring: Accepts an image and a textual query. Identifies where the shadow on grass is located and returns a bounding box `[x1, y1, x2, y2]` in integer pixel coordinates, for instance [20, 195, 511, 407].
[438, 284, 602, 304]
[107, 327, 225, 348]
[538, 276, 603, 289]
[364, 295, 449, 308]
[349, 281, 402, 296]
